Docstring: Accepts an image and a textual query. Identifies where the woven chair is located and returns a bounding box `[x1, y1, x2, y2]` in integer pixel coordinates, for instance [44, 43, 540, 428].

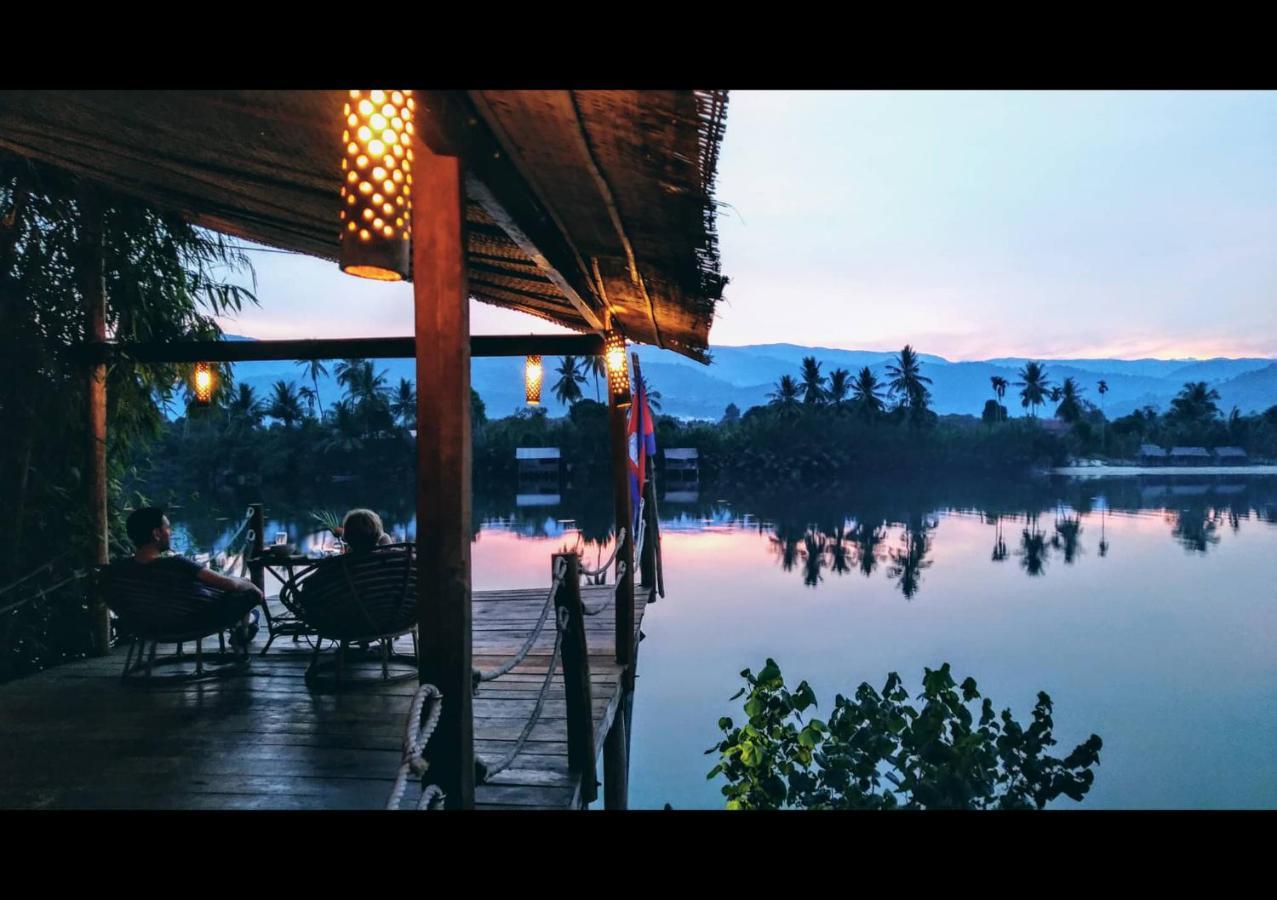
[286, 543, 419, 687]
[96, 563, 261, 681]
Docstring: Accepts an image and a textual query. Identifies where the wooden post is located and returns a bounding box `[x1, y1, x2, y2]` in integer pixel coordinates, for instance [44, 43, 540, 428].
[80, 189, 110, 655]
[608, 391, 634, 666]
[603, 700, 628, 810]
[639, 479, 657, 590]
[248, 503, 265, 596]
[553, 553, 597, 804]
[412, 136, 475, 810]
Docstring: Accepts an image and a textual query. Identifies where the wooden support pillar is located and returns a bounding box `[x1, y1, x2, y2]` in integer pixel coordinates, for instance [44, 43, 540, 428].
[412, 137, 475, 810]
[608, 392, 635, 666]
[553, 553, 597, 805]
[639, 479, 657, 590]
[248, 503, 265, 596]
[603, 700, 628, 810]
[80, 189, 110, 655]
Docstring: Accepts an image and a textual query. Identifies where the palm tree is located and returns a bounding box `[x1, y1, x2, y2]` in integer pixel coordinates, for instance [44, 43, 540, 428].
[586, 355, 607, 403]
[1096, 379, 1109, 414]
[227, 383, 264, 429]
[319, 399, 365, 454]
[298, 384, 318, 419]
[990, 375, 1008, 404]
[552, 356, 587, 407]
[1169, 381, 1221, 425]
[885, 345, 933, 414]
[1015, 362, 1051, 418]
[295, 358, 328, 415]
[767, 374, 801, 413]
[390, 378, 416, 429]
[639, 374, 662, 413]
[334, 357, 365, 400]
[799, 356, 827, 405]
[826, 368, 851, 411]
[1055, 377, 1085, 423]
[849, 367, 885, 420]
[266, 380, 304, 429]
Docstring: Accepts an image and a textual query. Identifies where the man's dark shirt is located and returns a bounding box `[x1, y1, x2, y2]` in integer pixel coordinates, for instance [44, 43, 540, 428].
[115, 555, 220, 600]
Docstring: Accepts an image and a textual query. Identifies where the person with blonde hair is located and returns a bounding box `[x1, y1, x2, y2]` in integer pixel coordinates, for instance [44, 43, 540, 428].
[335, 508, 393, 553]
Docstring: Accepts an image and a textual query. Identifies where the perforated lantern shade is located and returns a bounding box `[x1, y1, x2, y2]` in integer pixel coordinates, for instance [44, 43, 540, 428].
[339, 90, 414, 281]
[193, 362, 213, 407]
[525, 355, 543, 405]
[604, 332, 631, 408]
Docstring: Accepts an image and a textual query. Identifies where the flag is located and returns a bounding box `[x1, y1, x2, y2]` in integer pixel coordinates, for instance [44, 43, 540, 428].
[627, 375, 657, 532]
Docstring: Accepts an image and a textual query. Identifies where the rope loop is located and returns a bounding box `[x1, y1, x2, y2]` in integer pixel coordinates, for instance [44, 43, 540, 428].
[387, 683, 444, 810]
[578, 528, 626, 578]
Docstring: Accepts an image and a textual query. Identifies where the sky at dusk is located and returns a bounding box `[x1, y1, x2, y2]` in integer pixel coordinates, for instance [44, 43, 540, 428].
[215, 91, 1277, 361]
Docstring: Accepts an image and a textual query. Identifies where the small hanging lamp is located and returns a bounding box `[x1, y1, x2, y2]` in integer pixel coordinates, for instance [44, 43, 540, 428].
[604, 331, 631, 408]
[193, 361, 214, 407]
[525, 355, 543, 406]
[339, 90, 414, 281]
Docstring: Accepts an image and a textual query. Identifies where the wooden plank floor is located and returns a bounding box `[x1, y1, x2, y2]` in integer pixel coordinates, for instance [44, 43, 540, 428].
[0, 585, 647, 810]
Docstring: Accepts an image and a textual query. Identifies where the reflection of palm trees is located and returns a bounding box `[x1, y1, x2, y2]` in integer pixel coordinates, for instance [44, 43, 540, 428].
[991, 514, 1008, 562]
[1052, 514, 1083, 564]
[826, 524, 852, 575]
[1172, 506, 1222, 553]
[1018, 516, 1050, 576]
[887, 517, 933, 599]
[849, 520, 887, 577]
[799, 531, 827, 587]
[1098, 504, 1109, 558]
[768, 524, 802, 573]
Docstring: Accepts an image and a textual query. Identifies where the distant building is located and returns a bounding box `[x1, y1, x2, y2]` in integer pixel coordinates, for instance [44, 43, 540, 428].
[663, 447, 699, 496]
[1139, 444, 1168, 465]
[1169, 446, 1211, 466]
[516, 447, 561, 506]
[1213, 446, 1248, 465]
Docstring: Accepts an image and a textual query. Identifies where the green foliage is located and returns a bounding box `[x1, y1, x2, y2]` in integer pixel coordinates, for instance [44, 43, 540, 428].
[708, 659, 1103, 810]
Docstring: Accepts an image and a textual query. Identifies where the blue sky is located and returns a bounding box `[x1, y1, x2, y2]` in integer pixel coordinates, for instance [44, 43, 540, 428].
[215, 91, 1277, 360]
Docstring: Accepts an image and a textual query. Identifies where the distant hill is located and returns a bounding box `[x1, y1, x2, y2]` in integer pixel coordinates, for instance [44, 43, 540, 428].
[213, 337, 1277, 422]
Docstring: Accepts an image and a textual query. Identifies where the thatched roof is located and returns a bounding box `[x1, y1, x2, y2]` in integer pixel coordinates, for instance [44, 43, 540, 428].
[0, 90, 728, 360]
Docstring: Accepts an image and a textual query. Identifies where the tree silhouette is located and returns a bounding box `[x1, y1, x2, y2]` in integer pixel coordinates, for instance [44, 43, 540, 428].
[266, 380, 304, 429]
[799, 356, 828, 406]
[768, 374, 801, 413]
[826, 368, 851, 411]
[885, 346, 933, 418]
[551, 356, 587, 407]
[294, 358, 328, 415]
[1055, 378, 1085, 423]
[1015, 362, 1051, 418]
[850, 367, 886, 420]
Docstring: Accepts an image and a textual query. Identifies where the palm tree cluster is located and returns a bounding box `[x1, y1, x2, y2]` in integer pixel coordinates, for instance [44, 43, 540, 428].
[767, 348, 930, 424]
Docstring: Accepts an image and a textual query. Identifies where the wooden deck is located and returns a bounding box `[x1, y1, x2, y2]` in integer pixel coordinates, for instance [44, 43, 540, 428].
[0, 584, 646, 810]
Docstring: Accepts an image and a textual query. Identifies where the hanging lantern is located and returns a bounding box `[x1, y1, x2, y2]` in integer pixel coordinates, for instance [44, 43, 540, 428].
[604, 331, 631, 408]
[339, 89, 414, 281]
[193, 361, 214, 407]
[525, 355, 543, 406]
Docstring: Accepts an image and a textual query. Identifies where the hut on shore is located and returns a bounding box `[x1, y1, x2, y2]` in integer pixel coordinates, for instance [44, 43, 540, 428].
[1169, 446, 1212, 466]
[1213, 446, 1248, 465]
[1139, 444, 1169, 465]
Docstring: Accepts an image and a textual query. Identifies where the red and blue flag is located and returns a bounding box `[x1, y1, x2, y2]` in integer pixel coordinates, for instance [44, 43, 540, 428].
[627, 376, 657, 530]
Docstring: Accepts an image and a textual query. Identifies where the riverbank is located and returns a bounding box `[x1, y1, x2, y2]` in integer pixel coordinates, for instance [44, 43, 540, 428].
[1052, 464, 1277, 476]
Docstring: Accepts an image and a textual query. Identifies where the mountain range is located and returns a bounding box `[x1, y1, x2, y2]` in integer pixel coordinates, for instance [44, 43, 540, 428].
[219, 337, 1277, 422]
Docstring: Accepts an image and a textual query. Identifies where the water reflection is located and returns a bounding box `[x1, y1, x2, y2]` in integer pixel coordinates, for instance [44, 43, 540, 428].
[167, 474, 1277, 605]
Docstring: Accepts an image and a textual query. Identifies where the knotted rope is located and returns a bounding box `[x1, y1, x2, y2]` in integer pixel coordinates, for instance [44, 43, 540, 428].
[386, 682, 445, 810]
[578, 528, 626, 578]
[472, 556, 568, 688]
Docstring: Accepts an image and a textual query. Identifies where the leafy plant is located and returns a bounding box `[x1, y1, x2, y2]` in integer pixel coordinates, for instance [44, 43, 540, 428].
[708, 659, 1102, 810]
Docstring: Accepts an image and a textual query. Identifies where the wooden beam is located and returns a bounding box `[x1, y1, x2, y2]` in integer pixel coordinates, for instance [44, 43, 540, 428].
[80, 188, 110, 656]
[608, 392, 635, 667]
[412, 139, 475, 809]
[553, 553, 597, 805]
[416, 91, 607, 332]
[77, 334, 604, 364]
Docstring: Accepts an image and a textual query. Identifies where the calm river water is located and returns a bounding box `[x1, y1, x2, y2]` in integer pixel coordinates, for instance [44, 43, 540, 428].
[168, 473, 1277, 809]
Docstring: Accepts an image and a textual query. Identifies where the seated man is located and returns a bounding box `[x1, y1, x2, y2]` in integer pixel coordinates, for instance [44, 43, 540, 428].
[121, 507, 263, 649]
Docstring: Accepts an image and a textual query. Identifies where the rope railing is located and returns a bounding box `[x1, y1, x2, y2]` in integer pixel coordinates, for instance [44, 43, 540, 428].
[387, 682, 445, 810]
[0, 568, 88, 618]
[578, 528, 626, 578]
[477, 604, 569, 782]
[472, 556, 567, 688]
